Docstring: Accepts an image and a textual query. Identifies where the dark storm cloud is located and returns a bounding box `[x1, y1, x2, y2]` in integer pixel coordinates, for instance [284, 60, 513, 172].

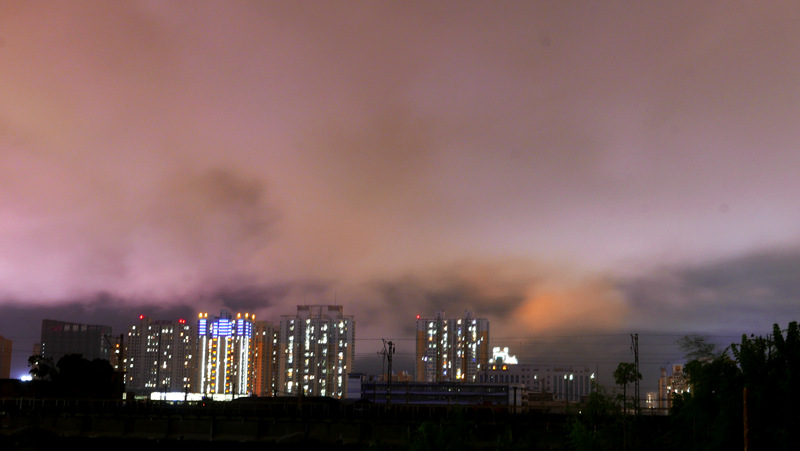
[138, 167, 280, 287]
[0, 293, 199, 335]
[622, 248, 800, 334]
[351, 260, 628, 343]
[369, 273, 525, 337]
[150, 167, 278, 255]
[200, 284, 288, 313]
[198, 279, 334, 314]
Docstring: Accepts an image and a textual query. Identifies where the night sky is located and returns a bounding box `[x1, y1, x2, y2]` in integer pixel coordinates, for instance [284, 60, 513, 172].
[1, 1, 799, 388]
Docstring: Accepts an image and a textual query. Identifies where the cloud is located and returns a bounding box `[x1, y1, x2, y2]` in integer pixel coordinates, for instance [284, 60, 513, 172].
[141, 167, 279, 274]
[621, 247, 800, 334]
[3, 1, 800, 386]
[358, 260, 628, 341]
[0, 166, 280, 302]
[512, 277, 629, 334]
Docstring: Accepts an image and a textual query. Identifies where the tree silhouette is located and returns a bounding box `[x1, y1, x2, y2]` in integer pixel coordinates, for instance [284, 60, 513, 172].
[671, 322, 800, 450]
[55, 354, 115, 398]
[27, 353, 117, 398]
[676, 335, 719, 362]
[613, 362, 641, 413]
[27, 354, 56, 380]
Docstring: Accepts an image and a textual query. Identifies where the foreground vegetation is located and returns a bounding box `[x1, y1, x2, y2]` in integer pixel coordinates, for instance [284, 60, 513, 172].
[568, 321, 800, 450]
[669, 321, 800, 450]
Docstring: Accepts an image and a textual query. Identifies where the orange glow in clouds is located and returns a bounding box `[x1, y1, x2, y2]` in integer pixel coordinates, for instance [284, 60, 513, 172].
[512, 277, 628, 333]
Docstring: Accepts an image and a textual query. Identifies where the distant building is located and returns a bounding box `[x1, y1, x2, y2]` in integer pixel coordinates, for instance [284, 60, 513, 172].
[278, 305, 355, 398]
[111, 334, 124, 371]
[252, 320, 279, 396]
[198, 311, 255, 395]
[645, 391, 659, 412]
[478, 347, 594, 403]
[480, 362, 594, 403]
[415, 311, 490, 382]
[40, 319, 112, 364]
[124, 316, 197, 395]
[658, 364, 689, 411]
[0, 335, 12, 379]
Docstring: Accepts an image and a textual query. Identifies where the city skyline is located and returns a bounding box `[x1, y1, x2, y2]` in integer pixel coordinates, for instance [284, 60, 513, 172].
[2, 2, 799, 390]
[2, 304, 743, 396]
[17, 307, 659, 401]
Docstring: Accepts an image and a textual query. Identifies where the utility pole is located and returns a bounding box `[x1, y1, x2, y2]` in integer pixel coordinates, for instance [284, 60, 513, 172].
[379, 339, 396, 404]
[385, 340, 396, 404]
[630, 333, 640, 415]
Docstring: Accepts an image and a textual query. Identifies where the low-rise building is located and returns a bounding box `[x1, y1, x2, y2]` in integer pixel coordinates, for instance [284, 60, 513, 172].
[479, 348, 594, 403]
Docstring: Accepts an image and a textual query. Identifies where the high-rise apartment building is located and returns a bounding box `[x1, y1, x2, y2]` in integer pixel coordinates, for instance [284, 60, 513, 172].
[415, 311, 490, 382]
[658, 364, 689, 411]
[124, 316, 197, 395]
[40, 319, 112, 364]
[197, 311, 254, 395]
[0, 334, 12, 379]
[278, 305, 355, 398]
[252, 321, 279, 396]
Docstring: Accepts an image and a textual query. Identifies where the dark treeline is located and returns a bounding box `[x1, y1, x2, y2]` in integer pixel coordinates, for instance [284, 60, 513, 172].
[27, 353, 121, 398]
[668, 321, 800, 450]
[568, 321, 800, 450]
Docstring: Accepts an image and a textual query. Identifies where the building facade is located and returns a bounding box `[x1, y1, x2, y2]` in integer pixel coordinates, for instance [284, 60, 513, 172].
[480, 363, 595, 402]
[477, 347, 594, 403]
[0, 335, 11, 379]
[278, 305, 355, 398]
[658, 364, 689, 411]
[40, 319, 113, 364]
[124, 316, 197, 395]
[252, 320, 279, 396]
[415, 311, 490, 382]
[198, 311, 254, 395]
